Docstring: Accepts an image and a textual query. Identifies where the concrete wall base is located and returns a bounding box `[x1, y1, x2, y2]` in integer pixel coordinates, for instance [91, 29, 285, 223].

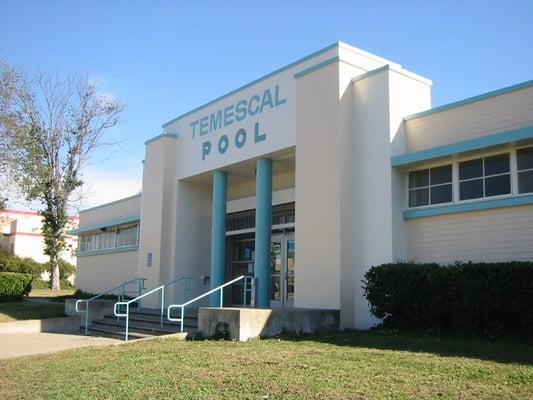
[65, 299, 116, 327]
[0, 317, 80, 334]
[198, 307, 340, 341]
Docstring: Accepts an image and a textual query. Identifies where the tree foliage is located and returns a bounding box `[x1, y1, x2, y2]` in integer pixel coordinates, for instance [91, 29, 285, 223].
[0, 59, 124, 289]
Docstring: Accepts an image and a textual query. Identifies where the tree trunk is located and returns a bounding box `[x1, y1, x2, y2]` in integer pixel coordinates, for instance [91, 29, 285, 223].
[50, 256, 61, 291]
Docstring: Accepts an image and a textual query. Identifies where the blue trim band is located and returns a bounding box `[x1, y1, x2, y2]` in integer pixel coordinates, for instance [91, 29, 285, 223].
[68, 214, 141, 235]
[76, 245, 139, 257]
[392, 125, 533, 166]
[145, 132, 178, 145]
[162, 42, 341, 128]
[405, 80, 533, 121]
[293, 56, 339, 79]
[404, 194, 533, 219]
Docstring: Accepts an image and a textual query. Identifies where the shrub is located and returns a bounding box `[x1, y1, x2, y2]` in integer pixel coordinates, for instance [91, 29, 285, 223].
[0, 252, 45, 279]
[43, 258, 75, 282]
[363, 261, 533, 337]
[0, 272, 33, 301]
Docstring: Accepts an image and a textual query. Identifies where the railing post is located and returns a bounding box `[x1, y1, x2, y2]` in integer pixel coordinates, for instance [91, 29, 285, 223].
[180, 306, 184, 333]
[160, 286, 165, 328]
[124, 305, 129, 342]
[85, 304, 89, 335]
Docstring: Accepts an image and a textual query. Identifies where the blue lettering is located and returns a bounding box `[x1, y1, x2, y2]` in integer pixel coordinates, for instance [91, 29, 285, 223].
[192, 85, 286, 140]
[202, 141, 211, 160]
[275, 85, 287, 106]
[235, 128, 247, 148]
[254, 122, 266, 143]
[248, 95, 260, 116]
[260, 89, 274, 113]
[190, 120, 200, 139]
[199, 116, 209, 136]
[235, 99, 247, 122]
[209, 110, 223, 132]
[224, 105, 234, 127]
[218, 134, 229, 154]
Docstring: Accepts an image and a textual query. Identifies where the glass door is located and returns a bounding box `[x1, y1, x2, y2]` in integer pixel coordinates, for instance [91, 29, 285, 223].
[270, 234, 295, 308]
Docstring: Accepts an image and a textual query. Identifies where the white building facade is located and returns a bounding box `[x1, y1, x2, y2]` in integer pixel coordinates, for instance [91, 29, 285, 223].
[1, 209, 78, 265]
[72, 42, 533, 330]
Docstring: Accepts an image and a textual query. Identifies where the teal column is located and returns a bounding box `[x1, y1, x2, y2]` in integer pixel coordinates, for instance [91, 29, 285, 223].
[255, 158, 272, 308]
[210, 170, 227, 306]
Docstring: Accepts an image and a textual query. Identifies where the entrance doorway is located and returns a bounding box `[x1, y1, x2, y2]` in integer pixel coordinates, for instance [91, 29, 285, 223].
[229, 232, 295, 308]
[270, 234, 295, 308]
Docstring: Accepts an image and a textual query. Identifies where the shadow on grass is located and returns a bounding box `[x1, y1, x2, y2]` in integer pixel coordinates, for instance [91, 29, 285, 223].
[289, 329, 533, 366]
[0, 300, 66, 321]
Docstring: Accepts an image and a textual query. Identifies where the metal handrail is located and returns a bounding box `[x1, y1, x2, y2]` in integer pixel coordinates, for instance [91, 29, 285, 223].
[75, 277, 147, 335]
[114, 277, 193, 341]
[168, 275, 247, 333]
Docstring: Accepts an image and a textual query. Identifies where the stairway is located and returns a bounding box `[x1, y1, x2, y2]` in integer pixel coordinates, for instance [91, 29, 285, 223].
[86, 307, 199, 341]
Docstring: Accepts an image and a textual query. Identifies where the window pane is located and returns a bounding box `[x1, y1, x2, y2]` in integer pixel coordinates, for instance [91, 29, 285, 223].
[460, 179, 483, 200]
[430, 165, 452, 185]
[116, 225, 138, 247]
[459, 159, 482, 180]
[517, 147, 533, 170]
[518, 170, 533, 193]
[409, 188, 429, 207]
[409, 170, 429, 189]
[484, 154, 509, 175]
[430, 184, 452, 204]
[485, 175, 511, 197]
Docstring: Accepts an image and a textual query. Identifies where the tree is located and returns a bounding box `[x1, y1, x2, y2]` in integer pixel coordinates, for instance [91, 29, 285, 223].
[0, 60, 124, 290]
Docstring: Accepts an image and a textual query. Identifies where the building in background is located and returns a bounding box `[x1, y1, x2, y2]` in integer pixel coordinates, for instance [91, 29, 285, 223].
[69, 42, 533, 330]
[1, 209, 78, 282]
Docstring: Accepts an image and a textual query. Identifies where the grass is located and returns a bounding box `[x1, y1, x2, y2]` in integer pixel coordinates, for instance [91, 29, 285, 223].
[0, 296, 531, 398]
[29, 288, 75, 298]
[0, 301, 66, 322]
[0, 289, 73, 322]
[0, 330, 531, 399]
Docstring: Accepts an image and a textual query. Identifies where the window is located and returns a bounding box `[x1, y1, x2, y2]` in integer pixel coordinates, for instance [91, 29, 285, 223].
[116, 225, 139, 247]
[459, 154, 510, 200]
[517, 146, 533, 194]
[226, 202, 295, 232]
[78, 223, 139, 253]
[408, 165, 452, 207]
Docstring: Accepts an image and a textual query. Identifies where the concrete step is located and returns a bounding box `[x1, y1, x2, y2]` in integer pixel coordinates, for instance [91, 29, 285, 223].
[88, 308, 199, 341]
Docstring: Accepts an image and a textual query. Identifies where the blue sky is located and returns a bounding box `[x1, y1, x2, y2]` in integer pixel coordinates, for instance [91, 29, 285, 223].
[1, 0, 532, 210]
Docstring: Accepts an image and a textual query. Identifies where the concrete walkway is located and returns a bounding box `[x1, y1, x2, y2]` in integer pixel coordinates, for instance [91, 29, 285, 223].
[0, 331, 122, 359]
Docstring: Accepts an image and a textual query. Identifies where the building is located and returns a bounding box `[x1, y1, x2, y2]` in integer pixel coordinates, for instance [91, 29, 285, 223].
[70, 42, 533, 330]
[0, 209, 78, 275]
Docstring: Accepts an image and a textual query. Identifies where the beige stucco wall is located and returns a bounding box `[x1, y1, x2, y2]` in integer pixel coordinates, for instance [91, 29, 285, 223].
[406, 204, 533, 263]
[136, 134, 178, 307]
[75, 249, 139, 294]
[405, 85, 533, 153]
[79, 194, 141, 226]
[75, 195, 141, 294]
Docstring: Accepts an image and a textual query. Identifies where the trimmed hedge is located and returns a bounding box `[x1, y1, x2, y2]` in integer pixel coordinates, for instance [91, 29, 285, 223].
[0, 272, 33, 301]
[363, 261, 533, 337]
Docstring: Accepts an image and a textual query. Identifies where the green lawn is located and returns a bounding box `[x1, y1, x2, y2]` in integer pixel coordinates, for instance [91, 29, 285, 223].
[0, 300, 66, 322]
[0, 331, 531, 399]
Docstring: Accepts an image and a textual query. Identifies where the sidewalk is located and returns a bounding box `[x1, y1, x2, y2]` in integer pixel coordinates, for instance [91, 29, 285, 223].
[0, 331, 122, 359]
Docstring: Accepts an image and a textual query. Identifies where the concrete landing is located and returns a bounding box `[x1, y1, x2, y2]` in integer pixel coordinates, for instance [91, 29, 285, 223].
[198, 307, 340, 341]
